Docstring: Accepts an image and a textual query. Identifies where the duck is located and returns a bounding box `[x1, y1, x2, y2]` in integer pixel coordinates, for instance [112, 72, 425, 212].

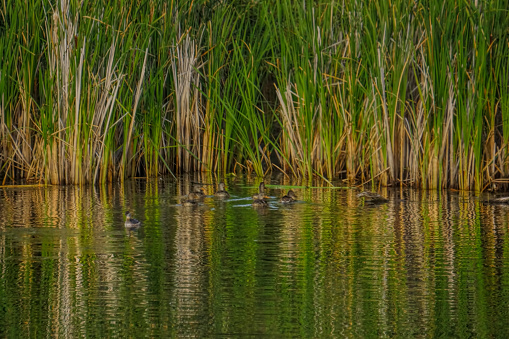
[125, 211, 141, 229]
[252, 192, 269, 207]
[252, 182, 266, 199]
[280, 189, 297, 203]
[357, 191, 389, 203]
[188, 186, 206, 200]
[214, 182, 230, 199]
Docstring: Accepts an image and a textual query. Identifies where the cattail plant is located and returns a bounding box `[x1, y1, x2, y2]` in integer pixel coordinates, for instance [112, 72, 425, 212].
[0, 0, 508, 190]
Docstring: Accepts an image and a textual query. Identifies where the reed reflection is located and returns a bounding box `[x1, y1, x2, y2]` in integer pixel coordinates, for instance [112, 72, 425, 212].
[172, 179, 211, 337]
[0, 179, 508, 337]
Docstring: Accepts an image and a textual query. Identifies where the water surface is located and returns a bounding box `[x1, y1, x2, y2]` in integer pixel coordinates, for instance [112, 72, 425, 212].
[1, 176, 509, 337]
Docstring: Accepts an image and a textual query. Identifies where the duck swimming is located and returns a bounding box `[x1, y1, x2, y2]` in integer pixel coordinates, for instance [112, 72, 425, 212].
[125, 211, 141, 229]
[280, 190, 297, 203]
[188, 186, 206, 200]
[357, 191, 388, 203]
[252, 182, 266, 199]
[252, 192, 269, 207]
[214, 182, 230, 199]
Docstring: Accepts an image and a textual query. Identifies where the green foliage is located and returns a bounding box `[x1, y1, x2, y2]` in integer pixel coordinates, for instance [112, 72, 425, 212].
[1, 0, 509, 190]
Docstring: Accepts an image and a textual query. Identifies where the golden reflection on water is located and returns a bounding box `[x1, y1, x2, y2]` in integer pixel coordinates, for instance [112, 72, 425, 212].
[1, 178, 509, 337]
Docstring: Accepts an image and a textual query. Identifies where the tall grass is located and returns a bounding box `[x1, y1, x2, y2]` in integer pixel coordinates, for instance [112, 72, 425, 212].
[1, 0, 509, 190]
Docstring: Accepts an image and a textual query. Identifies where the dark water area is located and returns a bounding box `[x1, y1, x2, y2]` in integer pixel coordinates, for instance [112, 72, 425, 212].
[1, 176, 509, 338]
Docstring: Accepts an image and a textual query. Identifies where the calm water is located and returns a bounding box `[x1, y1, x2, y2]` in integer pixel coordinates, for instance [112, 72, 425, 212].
[1, 176, 509, 338]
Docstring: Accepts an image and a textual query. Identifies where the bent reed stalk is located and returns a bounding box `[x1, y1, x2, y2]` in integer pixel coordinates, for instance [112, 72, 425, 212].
[1, 0, 508, 191]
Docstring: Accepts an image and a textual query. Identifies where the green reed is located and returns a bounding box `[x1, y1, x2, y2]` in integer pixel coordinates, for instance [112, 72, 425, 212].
[1, 0, 509, 190]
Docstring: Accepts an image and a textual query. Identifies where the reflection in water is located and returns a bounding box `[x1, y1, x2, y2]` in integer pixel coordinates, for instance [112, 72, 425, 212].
[1, 178, 509, 337]
[173, 198, 209, 337]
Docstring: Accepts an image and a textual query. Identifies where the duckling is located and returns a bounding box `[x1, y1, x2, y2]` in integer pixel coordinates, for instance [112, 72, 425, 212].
[214, 182, 230, 199]
[357, 191, 389, 203]
[188, 186, 206, 200]
[125, 211, 141, 230]
[252, 182, 266, 199]
[280, 189, 297, 203]
[252, 192, 269, 207]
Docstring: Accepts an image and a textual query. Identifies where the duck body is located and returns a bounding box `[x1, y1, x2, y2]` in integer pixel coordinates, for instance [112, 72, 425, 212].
[252, 192, 268, 207]
[125, 211, 141, 229]
[214, 182, 230, 199]
[357, 191, 389, 203]
[188, 186, 206, 200]
[280, 190, 297, 203]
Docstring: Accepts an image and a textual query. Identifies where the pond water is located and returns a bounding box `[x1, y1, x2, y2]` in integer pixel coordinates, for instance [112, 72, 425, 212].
[1, 175, 509, 338]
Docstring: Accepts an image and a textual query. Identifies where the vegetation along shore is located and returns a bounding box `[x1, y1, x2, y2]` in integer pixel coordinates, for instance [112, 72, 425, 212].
[1, 0, 508, 190]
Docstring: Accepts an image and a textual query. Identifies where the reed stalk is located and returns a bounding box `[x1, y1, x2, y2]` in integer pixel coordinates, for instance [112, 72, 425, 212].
[0, 0, 508, 190]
